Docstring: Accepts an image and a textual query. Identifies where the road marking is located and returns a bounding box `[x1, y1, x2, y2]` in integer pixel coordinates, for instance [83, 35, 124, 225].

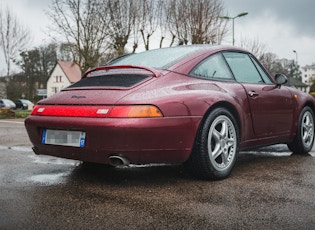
[0, 145, 32, 152]
[0, 120, 24, 124]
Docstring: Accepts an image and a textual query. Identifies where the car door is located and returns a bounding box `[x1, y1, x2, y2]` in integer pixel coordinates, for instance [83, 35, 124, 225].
[223, 52, 294, 137]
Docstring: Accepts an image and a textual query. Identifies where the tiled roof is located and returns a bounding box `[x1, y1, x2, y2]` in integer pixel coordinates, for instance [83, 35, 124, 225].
[285, 76, 307, 87]
[302, 64, 315, 70]
[58, 61, 81, 83]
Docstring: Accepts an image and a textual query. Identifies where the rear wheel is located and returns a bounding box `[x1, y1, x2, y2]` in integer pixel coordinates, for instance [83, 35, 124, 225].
[187, 108, 239, 180]
[288, 106, 314, 154]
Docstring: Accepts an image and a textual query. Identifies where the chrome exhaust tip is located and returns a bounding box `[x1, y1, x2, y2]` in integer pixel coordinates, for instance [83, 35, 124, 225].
[108, 155, 130, 166]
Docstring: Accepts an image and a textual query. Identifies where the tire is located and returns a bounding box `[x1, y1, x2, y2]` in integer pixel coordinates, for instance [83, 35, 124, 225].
[186, 108, 239, 180]
[288, 106, 315, 154]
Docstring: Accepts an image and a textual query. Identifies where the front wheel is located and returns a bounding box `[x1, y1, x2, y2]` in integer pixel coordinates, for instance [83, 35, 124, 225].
[288, 106, 315, 154]
[186, 108, 239, 180]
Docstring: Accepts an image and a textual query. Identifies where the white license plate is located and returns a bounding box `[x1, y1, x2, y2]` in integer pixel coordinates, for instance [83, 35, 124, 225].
[42, 129, 86, 147]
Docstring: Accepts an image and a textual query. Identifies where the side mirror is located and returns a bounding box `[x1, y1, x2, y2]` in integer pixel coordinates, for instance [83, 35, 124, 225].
[274, 74, 288, 88]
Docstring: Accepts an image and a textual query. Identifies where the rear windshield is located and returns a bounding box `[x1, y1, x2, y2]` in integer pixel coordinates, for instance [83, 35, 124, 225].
[68, 74, 149, 88]
[109, 46, 206, 69]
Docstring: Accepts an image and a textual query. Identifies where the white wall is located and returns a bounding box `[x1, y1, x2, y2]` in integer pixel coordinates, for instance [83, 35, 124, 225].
[47, 64, 71, 97]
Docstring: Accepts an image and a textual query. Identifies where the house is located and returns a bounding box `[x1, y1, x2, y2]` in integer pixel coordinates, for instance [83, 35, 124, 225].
[301, 63, 315, 86]
[47, 61, 81, 97]
[284, 75, 308, 92]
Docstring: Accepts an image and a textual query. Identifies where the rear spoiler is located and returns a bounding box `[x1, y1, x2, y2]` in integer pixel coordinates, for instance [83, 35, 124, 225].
[83, 65, 161, 78]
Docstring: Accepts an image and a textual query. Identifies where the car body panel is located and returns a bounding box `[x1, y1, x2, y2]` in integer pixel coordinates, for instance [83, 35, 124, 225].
[25, 115, 201, 164]
[241, 83, 294, 137]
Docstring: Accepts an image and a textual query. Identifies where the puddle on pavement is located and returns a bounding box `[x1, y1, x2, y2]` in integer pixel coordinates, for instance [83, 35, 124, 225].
[29, 155, 79, 166]
[28, 172, 69, 185]
[25, 156, 78, 185]
[10, 146, 33, 152]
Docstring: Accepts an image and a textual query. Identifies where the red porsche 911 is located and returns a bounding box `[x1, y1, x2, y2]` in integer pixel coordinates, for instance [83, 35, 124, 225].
[25, 45, 315, 180]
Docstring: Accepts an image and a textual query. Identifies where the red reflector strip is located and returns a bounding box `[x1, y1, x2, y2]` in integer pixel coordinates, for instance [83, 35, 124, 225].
[31, 105, 111, 117]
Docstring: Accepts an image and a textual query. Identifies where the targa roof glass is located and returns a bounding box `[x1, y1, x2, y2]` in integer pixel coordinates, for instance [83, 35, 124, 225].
[110, 46, 207, 69]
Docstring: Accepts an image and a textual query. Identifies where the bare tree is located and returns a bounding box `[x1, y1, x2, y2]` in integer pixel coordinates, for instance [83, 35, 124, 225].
[0, 7, 31, 77]
[166, 0, 228, 46]
[258, 52, 296, 78]
[239, 36, 268, 60]
[157, 0, 169, 48]
[259, 52, 279, 76]
[138, 0, 163, 50]
[58, 42, 79, 62]
[130, 12, 140, 53]
[104, 0, 137, 55]
[166, 0, 189, 45]
[48, 0, 110, 72]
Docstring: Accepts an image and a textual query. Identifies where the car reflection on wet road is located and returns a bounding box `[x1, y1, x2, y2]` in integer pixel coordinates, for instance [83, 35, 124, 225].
[0, 119, 314, 229]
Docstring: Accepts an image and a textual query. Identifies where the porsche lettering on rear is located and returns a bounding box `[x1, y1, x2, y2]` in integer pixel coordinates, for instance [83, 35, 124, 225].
[71, 95, 86, 99]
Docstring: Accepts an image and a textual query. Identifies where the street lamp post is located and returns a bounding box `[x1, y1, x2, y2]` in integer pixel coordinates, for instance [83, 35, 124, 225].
[293, 50, 298, 65]
[293, 50, 299, 80]
[220, 12, 248, 46]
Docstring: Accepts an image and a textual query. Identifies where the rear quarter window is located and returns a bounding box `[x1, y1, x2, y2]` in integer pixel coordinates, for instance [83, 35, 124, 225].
[190, 53, 234, 80]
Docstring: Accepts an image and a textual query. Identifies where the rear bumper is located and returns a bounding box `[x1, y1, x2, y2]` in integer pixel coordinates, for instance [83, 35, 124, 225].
[25, 115, 202, 164]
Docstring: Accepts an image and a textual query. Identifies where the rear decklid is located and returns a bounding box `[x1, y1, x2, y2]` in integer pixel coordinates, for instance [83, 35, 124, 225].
[38, 66, 160, 106]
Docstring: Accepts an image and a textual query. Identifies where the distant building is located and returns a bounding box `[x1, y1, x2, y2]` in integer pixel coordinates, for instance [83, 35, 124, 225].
[284, 76, 308, 92]
[301, 64, 315, 86]
[47, 61, 81, 97]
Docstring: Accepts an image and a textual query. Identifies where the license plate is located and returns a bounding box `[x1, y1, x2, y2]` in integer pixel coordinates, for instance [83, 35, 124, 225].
[42, 129, 86, 147]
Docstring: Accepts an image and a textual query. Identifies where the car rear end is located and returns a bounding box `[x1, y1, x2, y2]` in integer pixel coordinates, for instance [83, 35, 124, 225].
[25, 66, 199, 165]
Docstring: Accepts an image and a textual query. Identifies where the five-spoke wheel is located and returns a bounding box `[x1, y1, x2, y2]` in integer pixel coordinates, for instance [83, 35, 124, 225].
[208, 115, 237, 172]
[288, 106, 315, 154]
[187, 108, 239, 180]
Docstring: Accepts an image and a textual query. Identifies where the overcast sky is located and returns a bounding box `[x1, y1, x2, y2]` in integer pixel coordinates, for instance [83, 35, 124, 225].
[0, 0, 314, 75]
[221, 0, 315, 66]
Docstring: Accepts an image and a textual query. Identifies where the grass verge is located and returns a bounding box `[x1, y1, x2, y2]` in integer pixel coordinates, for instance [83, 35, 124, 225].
[0, 109, 30, 119]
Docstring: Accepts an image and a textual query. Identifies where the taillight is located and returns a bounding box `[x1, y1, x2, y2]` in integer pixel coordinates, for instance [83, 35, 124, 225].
[31, 105, 111, 118]
[108, 105, 163, 118]
[31, 105, 163, 118]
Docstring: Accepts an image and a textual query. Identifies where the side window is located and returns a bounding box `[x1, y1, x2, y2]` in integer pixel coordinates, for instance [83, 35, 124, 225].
[223, 52, 264, 84]
[190, 53, 234, 80]
[249, 55, 273, 84]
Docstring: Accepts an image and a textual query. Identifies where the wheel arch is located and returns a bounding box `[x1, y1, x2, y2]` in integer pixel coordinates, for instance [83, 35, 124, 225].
[197, 101, 242, 141]
[304, 101, 315, 115]
[186, 101, 241, 179]
[293, 100, 315, 134]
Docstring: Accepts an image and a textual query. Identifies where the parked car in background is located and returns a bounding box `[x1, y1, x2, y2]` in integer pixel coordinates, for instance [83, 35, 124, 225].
[0, 99, 16, 109]
[25, 45, 315, 180]
[15, 99, 34, 110]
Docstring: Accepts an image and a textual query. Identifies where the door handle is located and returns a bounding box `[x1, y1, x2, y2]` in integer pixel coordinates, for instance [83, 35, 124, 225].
[248, 91, 259, 97]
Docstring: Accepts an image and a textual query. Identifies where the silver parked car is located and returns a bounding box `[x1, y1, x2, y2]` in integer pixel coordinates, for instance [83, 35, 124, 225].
[0, 99, 16, 109]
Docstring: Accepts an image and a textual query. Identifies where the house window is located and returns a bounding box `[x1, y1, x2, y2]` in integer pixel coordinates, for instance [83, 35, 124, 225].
[55, 76, 62, 82]
[52, 87, 58, 93]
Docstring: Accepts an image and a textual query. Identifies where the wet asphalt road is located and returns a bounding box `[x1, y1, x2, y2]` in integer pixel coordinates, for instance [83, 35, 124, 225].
[0, 119, 314, 229]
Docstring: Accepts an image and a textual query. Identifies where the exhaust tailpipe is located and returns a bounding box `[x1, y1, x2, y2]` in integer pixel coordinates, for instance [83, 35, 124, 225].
[109, 155, 130, 166]
[32, 146, 40, 155]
